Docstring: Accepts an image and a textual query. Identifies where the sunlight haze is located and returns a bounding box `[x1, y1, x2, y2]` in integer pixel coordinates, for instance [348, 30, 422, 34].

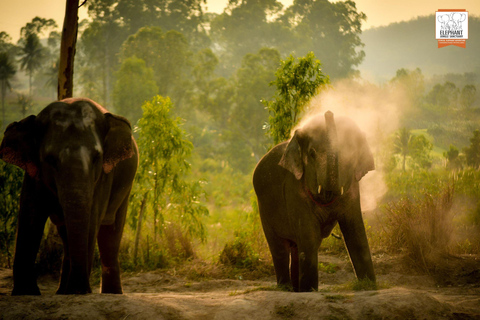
[1, 0, 479, 42]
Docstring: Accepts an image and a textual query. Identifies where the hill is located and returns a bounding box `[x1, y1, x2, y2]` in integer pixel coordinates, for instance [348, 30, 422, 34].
[359, 15, 480, 82]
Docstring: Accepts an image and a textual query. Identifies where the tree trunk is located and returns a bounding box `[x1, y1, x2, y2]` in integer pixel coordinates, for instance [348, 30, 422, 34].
[1, 80, 5, 131]
[57, 0, 79, 100]
[133, 192, 149, 265]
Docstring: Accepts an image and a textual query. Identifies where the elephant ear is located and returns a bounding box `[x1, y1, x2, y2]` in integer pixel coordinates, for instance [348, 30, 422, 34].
[103, 113, 135, 174]
[279, 130, 304, 180]
[355, 132, 375, 181]
[0, 115, 38, 178]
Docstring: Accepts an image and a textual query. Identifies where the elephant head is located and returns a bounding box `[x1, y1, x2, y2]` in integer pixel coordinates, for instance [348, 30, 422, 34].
[279, 111, 374, 204]
[1, 99, 134, 184]
[451, 12, 467, 30]
[438, 14, 450, 30]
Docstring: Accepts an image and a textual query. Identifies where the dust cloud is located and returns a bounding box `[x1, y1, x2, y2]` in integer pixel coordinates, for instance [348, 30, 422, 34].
[295, 78, 409, 211]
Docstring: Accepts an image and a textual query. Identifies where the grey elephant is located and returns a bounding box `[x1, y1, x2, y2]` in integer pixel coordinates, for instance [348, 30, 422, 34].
[253, 111, 375, 292]
[0, 98, 138, 295]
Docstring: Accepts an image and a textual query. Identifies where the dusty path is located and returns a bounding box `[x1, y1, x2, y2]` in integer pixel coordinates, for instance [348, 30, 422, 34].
[1, 254, 479, 319]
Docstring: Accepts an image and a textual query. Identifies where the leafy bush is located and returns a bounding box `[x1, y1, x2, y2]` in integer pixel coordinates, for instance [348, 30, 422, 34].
[0, 160, 23, 268]
[219, 231, 260, 270]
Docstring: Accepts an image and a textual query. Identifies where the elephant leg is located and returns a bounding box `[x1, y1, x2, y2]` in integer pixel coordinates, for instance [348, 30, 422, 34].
[97, 196, 128, 294]
[338, 201, 376, 283]
[290, 242, 299, 292]
[297, 245, 319, 292]
[265, 234, 292, 290]
[56, 224, 70, 294]
[12, 179, 49, 295]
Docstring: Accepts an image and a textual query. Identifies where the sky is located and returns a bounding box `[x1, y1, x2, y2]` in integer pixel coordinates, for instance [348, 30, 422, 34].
[0, 0, 480, 42]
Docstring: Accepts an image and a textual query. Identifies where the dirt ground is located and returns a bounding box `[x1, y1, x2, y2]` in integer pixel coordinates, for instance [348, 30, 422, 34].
[1, 254, 479, 320]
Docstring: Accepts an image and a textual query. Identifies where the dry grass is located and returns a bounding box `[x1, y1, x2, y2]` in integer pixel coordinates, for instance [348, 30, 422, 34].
[380, 185, 456, 274]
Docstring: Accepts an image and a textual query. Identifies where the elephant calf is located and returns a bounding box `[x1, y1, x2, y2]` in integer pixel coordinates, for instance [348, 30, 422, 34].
[253, 111, 375, 292]
[0, 98, 138, 295]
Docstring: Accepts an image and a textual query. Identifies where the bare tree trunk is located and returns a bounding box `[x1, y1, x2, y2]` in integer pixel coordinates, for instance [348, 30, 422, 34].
[133, 192, 149, 265]
[57, 0, 79, 100]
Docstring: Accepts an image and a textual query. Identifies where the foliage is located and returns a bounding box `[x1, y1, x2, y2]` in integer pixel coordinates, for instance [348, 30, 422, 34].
[393, 128, 433, 171]
[282, 0, 367, 78]
[129, 96, 208, 266]
[0, 161, 24, 268]
[408, 134, 433, 169]
[390, 68, 425, 105]
[464, 129, 480, 168]
[219, 231, 260, 269]
[120, 27, 191, 106]
[115, 0, 209, 48]
[0, 52, 16, 130]
[18, 33, 45, 96]
[380, 185, 455, 273]
[265, 52, 329, 145]
[113, 56, 158, 124]
[443, 145, 462, 170]
[460, 84, 476, 108]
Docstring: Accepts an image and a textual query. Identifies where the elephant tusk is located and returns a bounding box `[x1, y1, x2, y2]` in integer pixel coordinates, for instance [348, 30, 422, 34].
[341, 187, 344, 195]
[318, 185, 322, 194]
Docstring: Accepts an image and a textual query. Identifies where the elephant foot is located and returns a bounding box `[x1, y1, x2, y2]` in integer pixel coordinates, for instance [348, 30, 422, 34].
[101, 281, 123, 294]
[58, 281, 92, 295]
[12, 285, 41, 296]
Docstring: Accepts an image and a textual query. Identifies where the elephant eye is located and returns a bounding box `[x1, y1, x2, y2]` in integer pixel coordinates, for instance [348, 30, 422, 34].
[309, 148, 317, 159]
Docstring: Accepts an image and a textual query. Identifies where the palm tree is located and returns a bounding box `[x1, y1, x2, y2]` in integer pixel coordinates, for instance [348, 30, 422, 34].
[394, 127, 412, 172]
[0, 51, 16, 130]
[18, 33, 44, 97]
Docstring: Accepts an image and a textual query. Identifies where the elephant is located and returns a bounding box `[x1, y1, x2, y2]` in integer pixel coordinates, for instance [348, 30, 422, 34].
[438, 14, 450, 30]
[0, 98, 138, 295]
[253, 111, 375, 292]
[451, 12, 467, 31]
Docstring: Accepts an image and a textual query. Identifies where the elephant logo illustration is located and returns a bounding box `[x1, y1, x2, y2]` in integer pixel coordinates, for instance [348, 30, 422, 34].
[437, 12, 467, 32]
[436, 10, 468, 48]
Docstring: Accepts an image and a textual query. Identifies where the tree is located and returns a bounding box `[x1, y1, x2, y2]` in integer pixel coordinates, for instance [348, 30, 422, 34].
[58, 0, 79, 99]
[264, 52, 329, 145]
[464, 130, 480, 168]
[18, 33, 45, 97]
[116, 0, 209, 49]
[390, 68, 425, 106]
[227, 47, 281, 168]
[460, 84, 476, 108]
[394, 128, 412, 172]
[120, 27, 191, 106]
[210, 0, 285, 75]
[443, 145, 462, 170]
[0, 32, 17, 55]
[77, 0, 127, 105]
[282, 0, 366, 78]
[113, 57, 159, 124]
[394, 129, 433, 171]
[426, 81, 459, 108]
[131, 96, 208, 251]
[409, 134, 433, 170]
[0, 52, 16, 130]
[20, 17, 57, 39]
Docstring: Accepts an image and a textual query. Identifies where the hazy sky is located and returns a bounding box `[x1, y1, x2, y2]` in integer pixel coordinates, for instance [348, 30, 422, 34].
[1, 0, 479, 42]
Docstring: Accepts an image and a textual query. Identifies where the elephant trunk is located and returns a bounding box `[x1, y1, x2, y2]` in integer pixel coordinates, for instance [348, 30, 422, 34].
[56, 178, 95, 294]
[324, 111, 340, 198]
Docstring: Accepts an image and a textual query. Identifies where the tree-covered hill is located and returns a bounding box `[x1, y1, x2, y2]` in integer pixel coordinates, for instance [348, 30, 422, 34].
[360, 15, 480, 82]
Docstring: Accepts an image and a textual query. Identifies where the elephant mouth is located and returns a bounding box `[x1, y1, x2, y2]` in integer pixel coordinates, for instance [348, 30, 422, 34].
[306, 188, 341, 207]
